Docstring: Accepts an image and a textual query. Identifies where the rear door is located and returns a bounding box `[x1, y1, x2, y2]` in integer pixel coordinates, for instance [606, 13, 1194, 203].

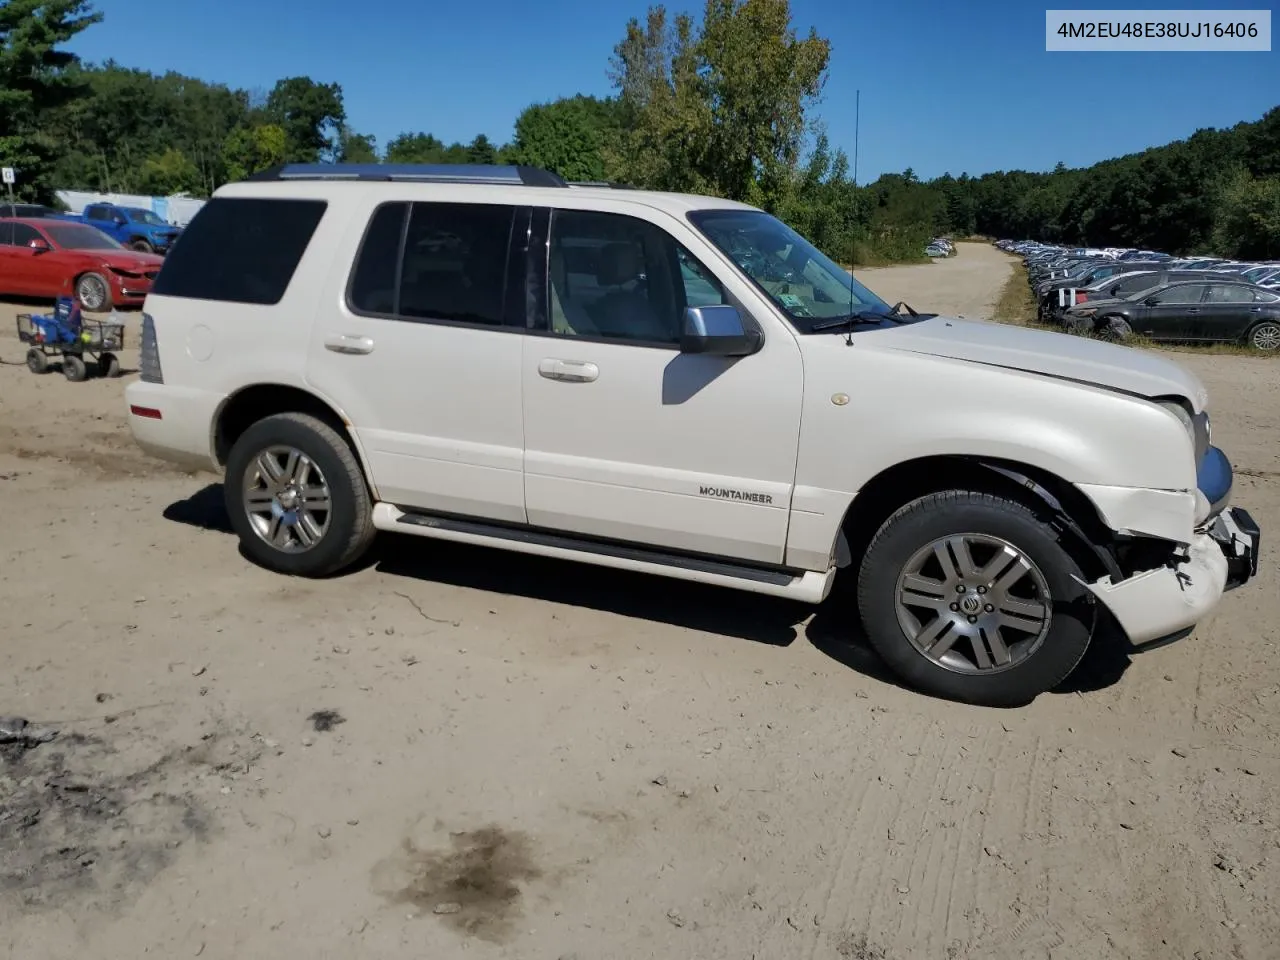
[1201, 283, 1260, 341]
[306, 200, 530, 523]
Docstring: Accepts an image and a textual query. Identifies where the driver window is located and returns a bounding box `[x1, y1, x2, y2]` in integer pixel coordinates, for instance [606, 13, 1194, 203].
[12, 223, 41, 246]
[1151, 285, 1205, 305]
[548, 209, 725, 345]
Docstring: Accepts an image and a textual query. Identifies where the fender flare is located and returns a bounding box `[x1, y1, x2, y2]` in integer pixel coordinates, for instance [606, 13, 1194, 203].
[977, 461, 1123, 581]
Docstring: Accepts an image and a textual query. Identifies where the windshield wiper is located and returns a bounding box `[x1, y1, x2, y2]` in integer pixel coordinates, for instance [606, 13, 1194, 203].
[809, 310, 893, 333]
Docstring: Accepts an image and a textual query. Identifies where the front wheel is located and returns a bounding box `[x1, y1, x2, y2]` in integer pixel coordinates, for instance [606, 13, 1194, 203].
[62, 355, 87, 382]
[1098, 315, 1132, 342]
[26, 348, 49, 374]
[224, 412, 375, 577]
[75, 272, 111, 312]
[856, 490, 1096, 706]
[1246, 320, 1280, 352]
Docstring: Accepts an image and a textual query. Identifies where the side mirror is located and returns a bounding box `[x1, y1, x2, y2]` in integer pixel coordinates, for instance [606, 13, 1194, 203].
[680, 305, 761, 357]
[28, 238, 50, 253]
[113, 215, 126, 225]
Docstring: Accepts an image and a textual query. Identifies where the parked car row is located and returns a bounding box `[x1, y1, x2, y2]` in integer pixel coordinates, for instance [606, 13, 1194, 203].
[996, 240, 1280, 351]
[925, 237, 955, 258]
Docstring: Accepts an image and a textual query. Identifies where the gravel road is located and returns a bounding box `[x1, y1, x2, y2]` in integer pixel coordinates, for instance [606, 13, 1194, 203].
[2, 243, 1277, 959]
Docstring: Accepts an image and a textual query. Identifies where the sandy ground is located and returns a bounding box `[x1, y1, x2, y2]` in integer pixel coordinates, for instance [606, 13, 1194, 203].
[1, 243, 1278, 960]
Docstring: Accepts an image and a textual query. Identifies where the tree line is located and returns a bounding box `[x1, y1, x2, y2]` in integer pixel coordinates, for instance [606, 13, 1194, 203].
[2, 0, 1276, 262]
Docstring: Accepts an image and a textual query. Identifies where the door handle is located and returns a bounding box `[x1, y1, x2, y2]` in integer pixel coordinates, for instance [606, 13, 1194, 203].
[538, 358, 598, 383]
[324, 335, 374, 355]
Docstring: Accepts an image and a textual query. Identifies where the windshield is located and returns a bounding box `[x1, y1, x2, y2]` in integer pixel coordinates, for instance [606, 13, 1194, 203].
[126, 208, 165, 225]
[688, 209, 891, 331]
[44, 223, 124, 250]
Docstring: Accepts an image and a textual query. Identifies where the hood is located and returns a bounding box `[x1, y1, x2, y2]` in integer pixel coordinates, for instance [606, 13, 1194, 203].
[856, 315, 1210, 411]
[96, 250, 165, 271]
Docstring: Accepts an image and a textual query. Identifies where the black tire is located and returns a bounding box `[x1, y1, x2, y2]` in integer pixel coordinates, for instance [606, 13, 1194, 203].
[62, 355, 88, 382]
[75, 271, 111, 312]
[856, 490, 1096, 707]
[128, 238, 154, 254]
[26, 348, 49, 374]
[1098, 315, 1131, 342]
[98, 352, 121, 378]
[1245, 319, 1280, 352]
[224, 412, 375, 577]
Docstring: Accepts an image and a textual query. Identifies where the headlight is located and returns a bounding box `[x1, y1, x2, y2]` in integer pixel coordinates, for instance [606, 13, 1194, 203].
[1159, 400, 1194, 438]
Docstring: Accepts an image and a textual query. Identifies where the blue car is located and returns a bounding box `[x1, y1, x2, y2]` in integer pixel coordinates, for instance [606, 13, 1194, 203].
[74, 202, 183, 254]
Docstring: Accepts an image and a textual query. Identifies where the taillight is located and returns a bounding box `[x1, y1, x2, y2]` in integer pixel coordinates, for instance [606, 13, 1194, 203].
[1075, 292, 1088, 304]
[140, 312, 163, 383]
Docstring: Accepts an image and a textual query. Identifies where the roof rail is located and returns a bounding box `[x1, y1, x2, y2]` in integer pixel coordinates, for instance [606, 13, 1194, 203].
[243, 163, 568, 188]
[566, 180, 637, 190]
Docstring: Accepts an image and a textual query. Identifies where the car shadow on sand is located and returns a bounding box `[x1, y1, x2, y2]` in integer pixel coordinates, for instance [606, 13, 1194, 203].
[162, 483, 1132, 700]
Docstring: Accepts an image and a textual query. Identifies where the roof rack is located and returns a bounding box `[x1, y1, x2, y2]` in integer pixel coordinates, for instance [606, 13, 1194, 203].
[566, 180, 636, 190]
[243, 163, 568, 188]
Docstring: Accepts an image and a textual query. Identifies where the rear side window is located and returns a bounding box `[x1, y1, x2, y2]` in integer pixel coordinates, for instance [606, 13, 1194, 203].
[347, 201, 514, 326]
[150, 197, 326, 305]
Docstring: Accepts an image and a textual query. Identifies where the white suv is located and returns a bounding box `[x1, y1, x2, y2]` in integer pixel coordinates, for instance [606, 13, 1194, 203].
[126, 163, 1260, 706]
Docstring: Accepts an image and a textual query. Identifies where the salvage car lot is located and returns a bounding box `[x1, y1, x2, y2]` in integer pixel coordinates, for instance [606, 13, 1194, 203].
[2, 242, 1278, 959]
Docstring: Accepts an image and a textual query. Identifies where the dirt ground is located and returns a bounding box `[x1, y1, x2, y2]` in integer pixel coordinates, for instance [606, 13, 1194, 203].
[2, 243, 1278, 960]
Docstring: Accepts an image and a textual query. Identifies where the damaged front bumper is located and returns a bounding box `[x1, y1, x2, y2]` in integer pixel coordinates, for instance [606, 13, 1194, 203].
[1086, 506, 1260, 649]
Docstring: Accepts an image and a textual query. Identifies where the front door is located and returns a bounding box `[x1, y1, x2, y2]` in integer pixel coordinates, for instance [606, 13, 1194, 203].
[307, 200, 530, 525]
[11, 223, 63, 297]
[1135, 283, 1207, 340]
[519, 205, 804, 566]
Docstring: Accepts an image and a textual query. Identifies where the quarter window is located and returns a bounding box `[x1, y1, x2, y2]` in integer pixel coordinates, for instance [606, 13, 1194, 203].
[150, 197, 326, 305]
[546, 209, 725, 345]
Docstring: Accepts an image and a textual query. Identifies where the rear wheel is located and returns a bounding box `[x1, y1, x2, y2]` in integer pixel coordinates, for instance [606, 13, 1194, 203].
[224, 412, 375, 577]
[98, 352, 121, 378]
[856, 490, 1096, 706]
[128, 239, 154, 254]
[1246, 320, 1280, 352]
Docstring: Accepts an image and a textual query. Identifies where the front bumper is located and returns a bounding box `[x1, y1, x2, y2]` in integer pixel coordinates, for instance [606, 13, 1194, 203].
[1086, 506, 1260, 648]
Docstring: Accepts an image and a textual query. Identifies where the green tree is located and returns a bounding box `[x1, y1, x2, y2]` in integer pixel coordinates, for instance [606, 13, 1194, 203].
[264, 76, 345, 162]
[1212, 169, 1280, 259]
[222, 123, 286, 183]
[609, 0, 829, 209]
[466, 133, 497, 165]
[337, 126, 378, 163]
[0, 0, 101, 200]
[137, 146, 202, 194]
[508, 96, 619, 181]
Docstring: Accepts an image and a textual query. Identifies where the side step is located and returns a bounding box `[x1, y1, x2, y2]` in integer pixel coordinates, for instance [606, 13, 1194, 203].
[371, 503, 836, 604]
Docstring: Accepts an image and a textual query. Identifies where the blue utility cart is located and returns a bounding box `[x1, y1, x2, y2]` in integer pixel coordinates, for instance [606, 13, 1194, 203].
[16, 297, 124, 381]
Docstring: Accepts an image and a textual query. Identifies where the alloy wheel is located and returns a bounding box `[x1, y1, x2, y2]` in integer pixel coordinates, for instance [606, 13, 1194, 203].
[895, 534, 1053, 674]
[242, 445, 332, 553]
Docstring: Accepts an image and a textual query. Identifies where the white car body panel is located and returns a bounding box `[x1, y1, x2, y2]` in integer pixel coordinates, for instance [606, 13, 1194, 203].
[124, 176, 1255, 663]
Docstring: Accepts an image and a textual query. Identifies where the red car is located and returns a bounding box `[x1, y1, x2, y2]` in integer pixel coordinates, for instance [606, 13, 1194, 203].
[0, 218, 164, 311]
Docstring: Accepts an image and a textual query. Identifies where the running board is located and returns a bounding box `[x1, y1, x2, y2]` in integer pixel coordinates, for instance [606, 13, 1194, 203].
[371, 503, 836, 603]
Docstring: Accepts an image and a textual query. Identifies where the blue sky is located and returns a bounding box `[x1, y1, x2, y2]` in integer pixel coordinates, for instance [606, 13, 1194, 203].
[69, 0, 1278, 181]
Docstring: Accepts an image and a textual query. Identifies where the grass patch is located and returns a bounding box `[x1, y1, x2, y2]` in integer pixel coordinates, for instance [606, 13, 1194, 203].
[991, 261, 1277, 358]
[991, 262, 1037, 325]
